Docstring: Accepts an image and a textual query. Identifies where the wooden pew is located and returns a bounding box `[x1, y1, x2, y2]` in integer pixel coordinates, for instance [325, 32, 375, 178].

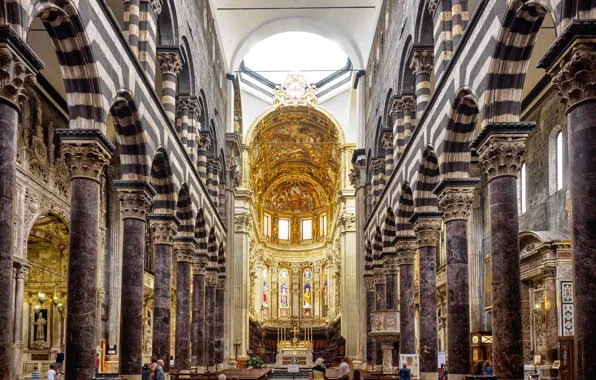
[170, 368, 272, 380]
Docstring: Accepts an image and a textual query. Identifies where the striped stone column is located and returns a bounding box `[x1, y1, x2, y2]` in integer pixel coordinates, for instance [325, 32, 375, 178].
[218, 183, 226, 218]
[187, 97, 199, 163]
[382, 132, 394, 176]
[410, 50, 434, 116]
[371, 159, 379, 208]
[212, 161, 221, 208]
[206, 161, 215, 200]
[390, 100, 404, 161]
[158, 50, 182, 124]
[138, 0, 161, 83]
[196, 133, 211, 184]
[402, 96, 416, 145]
[124, 0, 141, 55]
[174, 241, 195, 370]
[372, 158, 386, 206]
[451, 0, 468, 48]
[176, 94, 191, 149]
[428, 0, 452, 79]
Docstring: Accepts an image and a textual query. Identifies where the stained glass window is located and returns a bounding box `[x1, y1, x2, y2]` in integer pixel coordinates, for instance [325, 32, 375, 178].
[279, 269, 289, 317]
[303, 269, 312, 309]
[263, 266, 268, 307]
[557, 132, 564, 191]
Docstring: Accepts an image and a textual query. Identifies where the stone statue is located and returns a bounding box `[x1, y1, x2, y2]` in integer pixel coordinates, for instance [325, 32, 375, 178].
[34, 311, 46, 344]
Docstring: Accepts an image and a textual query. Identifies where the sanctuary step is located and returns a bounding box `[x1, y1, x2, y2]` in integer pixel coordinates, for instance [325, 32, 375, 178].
[271, 368, 311, 380]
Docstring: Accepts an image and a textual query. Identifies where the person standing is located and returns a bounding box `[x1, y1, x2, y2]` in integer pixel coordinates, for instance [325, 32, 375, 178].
[55, 350, 65, 375]
[142, 364, 151, 380]
[154, 359, 166, 380]
[399, 363, 411, 380]
[47, 365, 56, 380]
[31, 366, 40, 380]
[312, 358, 326, 380]
[338, 357, 351, 377]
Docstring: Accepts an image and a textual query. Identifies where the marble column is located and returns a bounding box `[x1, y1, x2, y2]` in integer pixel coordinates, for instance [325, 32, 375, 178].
[205, 270, 218, 371]
[395, 237, 417, 355]
[373, 268, 386, 369]
[543, 266, 558, 366]
[233, 214, 251, 363]
[435, 179, 478, 380]
[196, 133, 211, 185]
[138, 0, 161, 83]
[215, 277, 226, 369]
[157, 49, 182, 124]
[150, 215, 178, 372]
[402, 97, 416, 146]
[411, 213, 442, 380]
[124, 0, 141, 55]
[472, 122, 533, 380]
[410, 49, 434, 117]
[212, 162, 221, 209]
[12, 266, 29, 378]
[192, 257, 207, 369]
[451, 0, 468, 47]
[382, 132, 394, 176]
[176, 95, 192, 152]
[115, 180, 155, 379]
[0, 44, 37, 380]
[364, 275, 376, 368]
[545, 40, 596, 380]
[340, 213, 361, 364]
[384, 257, 399, 311]
[174, 241, 194, 370]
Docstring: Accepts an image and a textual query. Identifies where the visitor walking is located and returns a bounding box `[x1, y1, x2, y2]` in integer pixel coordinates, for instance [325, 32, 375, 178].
[47, 365, 56, 380]
[154, 359, 166, 380]
[55, 350, 65, 376]
[439, 364, 448, 380]
[31, 366, 40, 380]
[312, 358, 326, 380]
[338, 357, 351, 376]
[399, 363, 411, 380]
[142, 364, 151, 380]
[483, 361, 493, 376]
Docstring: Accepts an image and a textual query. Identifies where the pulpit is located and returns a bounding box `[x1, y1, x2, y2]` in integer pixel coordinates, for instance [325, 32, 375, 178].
[368, 310, 400, 373]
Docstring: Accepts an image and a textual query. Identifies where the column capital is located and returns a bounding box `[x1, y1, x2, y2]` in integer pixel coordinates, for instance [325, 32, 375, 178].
[543, 265, 557, 280]
[364, 275, 375, 292]
[383, 256, 399, 275]
[410, 213, 443, 247]
[434, 178, 479, 221]
[216, 277, 226, 290]
[395, 237, 417, 265]
[13, 266, 29, 279]
[114, 180, 156, 221]
[206, 271, 219, 287]
[176, 94, 193, 112]
[349, 167, 361, 188]
[551, 43, 596, 111]
[197, 132, 212, 150]
[381, 132, 393, 150]
[371, 158, 385, 171]
[230, 163, 241, 190]
[373, 268, 386, 285]
[428, 0, 439, 18]
[174, 241, 195, 262]
[157, 50, 182, 76]
[148, 0, 163, 16]
[211, 160, 222, 174]
[471, 122, 535, 181]
[148, 215, 180, 245]
[410, 49, 434, 76]
[192, 257, 209, 274]
[57, 129, 115, 183]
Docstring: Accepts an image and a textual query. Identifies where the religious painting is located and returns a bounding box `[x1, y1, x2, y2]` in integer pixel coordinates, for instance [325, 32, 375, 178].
[303, 269, 312, 309]
[266, 180, 322, 213]
[32, 309, 49, 347]
[263, 266, 269, 307]
[323, 268, 328, 309]
[279, 269, 289, 318]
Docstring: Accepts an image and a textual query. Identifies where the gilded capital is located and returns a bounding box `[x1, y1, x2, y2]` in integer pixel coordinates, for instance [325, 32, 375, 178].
[436, 186, 476, 221]
[551, 44, 596, 111]
[157, 51, 182, 76]
[412, 216, 442, 247]
[192, 257, 209, 274]
[0, 47, 36, 110]
[410, 50, 434, 76]
[174, 241, 195, 262]
[150, 218, 178, 245]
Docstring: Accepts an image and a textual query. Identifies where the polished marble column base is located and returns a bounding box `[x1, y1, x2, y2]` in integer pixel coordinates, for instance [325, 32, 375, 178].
[420, 372, 438, 380]
[448, 374, 467, 380]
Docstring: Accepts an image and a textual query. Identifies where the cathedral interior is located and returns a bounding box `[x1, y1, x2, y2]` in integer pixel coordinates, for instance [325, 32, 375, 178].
[0, 1, 595, 380]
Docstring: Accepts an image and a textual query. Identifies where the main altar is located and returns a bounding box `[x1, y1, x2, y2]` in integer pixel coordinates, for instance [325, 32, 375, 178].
[275, 324, 314, 368]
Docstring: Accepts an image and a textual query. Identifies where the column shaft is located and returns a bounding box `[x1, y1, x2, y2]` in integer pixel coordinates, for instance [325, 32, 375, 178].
[385, 273, 398, 310]
[205, 277, 216, 370]
[124, 0, 141, 54]
[430, 0, 452, 79]
[451, 0, 468, 48]
[12, 268, 27, 378]
[419, 245, 438, 375]
[399, 263, 416, 354]
[152, 240, 174, 371]
[215, 284, 225, 368]
[175, 246, 192, 370]
[365, 278, 375, 367]
[138, 0, 159, 83]
[158, 51, 181, 124]
[192, 272, 205, 367]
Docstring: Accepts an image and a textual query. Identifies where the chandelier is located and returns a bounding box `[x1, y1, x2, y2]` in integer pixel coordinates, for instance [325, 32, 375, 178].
[32, 284, 64, 313]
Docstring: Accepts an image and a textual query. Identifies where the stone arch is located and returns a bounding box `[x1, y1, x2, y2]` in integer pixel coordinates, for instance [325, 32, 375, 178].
[110, 89, 152, 182]
[150, 147, 176, 215]
[415, 0, 434, 44]
[199, 90, 209, 131]
[399, 35, 416, 95]
[372, 226, 383, 269]
[373, 116, 385, 158]
[382, 207, 397, 256]
[482, 0, 558, 124]
[414, 145, 440, 213]
[365, 239, 373, 272]
[383, 89, 394, 130]
[175, 183, 195, 239]
[439, 87, 480, 179]
[178, 37, 195, 95]
[218, 242, 226, 275]
[18, 0, 107, 130]
[207, 226, 218, 269]
[396, 181, 415, 237]
[157, 0, 179, 45]
[195, 208, 208, 254]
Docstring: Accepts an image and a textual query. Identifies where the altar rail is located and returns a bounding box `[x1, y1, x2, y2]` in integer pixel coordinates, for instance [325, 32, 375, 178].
[21, 361, 56, 379]
[171, 368, 272, 380]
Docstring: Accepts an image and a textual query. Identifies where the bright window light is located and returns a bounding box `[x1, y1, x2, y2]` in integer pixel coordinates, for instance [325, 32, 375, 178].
[521, 163, 527, 213]
[557, 132, 564, 191]
[279, 219, 290, 240]
[243, 32, 348, 85]
[264, 214, 270, 237]
[302, 219, 312, 240]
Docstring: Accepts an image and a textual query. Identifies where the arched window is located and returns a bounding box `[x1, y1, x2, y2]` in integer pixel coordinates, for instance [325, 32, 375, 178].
[262, 266, 269, 319]
[521, 163, 527, 213]
[556, 131, 564, 191]
[303, 269, 312, 312]
[279, 269, 289, 318]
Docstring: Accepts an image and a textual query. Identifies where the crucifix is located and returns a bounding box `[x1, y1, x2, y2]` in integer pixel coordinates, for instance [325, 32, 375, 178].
[291, 324, 300, 346]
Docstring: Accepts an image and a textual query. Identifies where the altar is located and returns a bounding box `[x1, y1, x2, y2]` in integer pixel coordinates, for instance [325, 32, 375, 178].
[275, 326, 314, 368]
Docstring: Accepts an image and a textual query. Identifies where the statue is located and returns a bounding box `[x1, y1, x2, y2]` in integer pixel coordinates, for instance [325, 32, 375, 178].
[34, 311, 47, 344]
[291, 216, 300, 244]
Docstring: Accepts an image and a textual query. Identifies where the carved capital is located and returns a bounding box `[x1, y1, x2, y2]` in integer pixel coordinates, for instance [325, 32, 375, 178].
[149, 0, 163, 16]
[235, 213, 252, 231]
[157, 52, 182, 76]
[410, 49, 434, 76]
[216, 277, 226, 290]
[383, 256, 399, 274]
[14, 266, 29, 279]
[197, 133, 212, 151]
[230, 163, 241, 189]
[373, 269, 386, 285]
[543, 265, 557, 279]
[206, 271, 219, 287]
[395, 238, 417, 265]
[436, 185, 476, 221]
[174, 242, 195, 262]
[372, 158, 386, 171]
[60, 142, 112, 183]
[551, 44, 596, 111]
[339, 213, 356, 233]
[412, 216, 442, 247]
[115, 181, 155, 221]
[0, 47, 36, 110]
[401, 96, 416, 112]
[176, 94, 193, 113]
[381, 132, 393, 150]
[211, 160, 222, 174]
[364, 275, 375, 292]
[428, 0, 439, 18]
[349, 167, 361, 188]
[192, 257, 209, 274]
[149, 218, 178, 245]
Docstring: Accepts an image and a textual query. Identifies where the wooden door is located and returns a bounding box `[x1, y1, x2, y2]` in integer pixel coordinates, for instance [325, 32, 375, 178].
[558, 336, 574, 380]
